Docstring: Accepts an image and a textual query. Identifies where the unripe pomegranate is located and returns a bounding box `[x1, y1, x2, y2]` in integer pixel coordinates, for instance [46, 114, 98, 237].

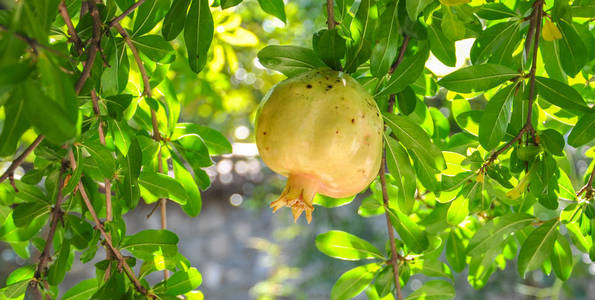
[255, 69, 383, 223]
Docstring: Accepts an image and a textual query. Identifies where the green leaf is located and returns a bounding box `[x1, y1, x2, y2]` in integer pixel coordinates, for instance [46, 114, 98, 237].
[418, 259, 454, 281]
[467, 213, 534, 256]
[476, 3, 518, 19]
[441, 9, 465, 41]
[21, 81, 78, 144]
[540, 129, 565, 156]
[518, 219, 559, 277]
[13, 181, 49, 204]
[383, 113, 446, 171]
[172, 152, 202, 217]
[154, 267, 202, 295]
[257, 0, 285, 22]
[184, 0, 214, 73]
[132, 34, 175, 64]
[65, 214, 93, 250]
[568, 112, 595, 147]
[62, 279, 99, 300]
[478, 84, 515, 151]
[330, 263, 381, 300]
[132, 0, 170, 37]
[344, 0, 377, 73]
[121, 229, 178, 260]
[101, 37, 129, 96]
[12, 202, 50, 227]
[47, 239, 71, 285]
[313, 194, 355, 208]
[396, 86, 417, 115]
[118, 138, 142, 209]
[447, 193, 469, 226]
[105, 94, 133, 120]
[446, 231, 466, 272]
[551, 235, 573, 281]
[313, 29, 346, 71]
[162, 0, 190, 41]
[220, 0, 242, 9]
[138, 170, 189, 205]
[387, 208, 429, 253]
[257, 45, 325, 77]
[437, 64, 518, 93]
[0, 279, 30, 299]
[406, 0, 433, 21]
[370, 2, 399, 77]
[557, 19, 588, 77]
[0, 93, 30, 156]
[470, 22, 520, 64]
[535, 77, 590, 114]
[428, 23, 456, 67]
[376, 44, 429, 96]
[540, 40, 566, 82]
[315, 230, 384, 260]
[82, 140, 115, 179]
[172, 123, 231, 155]
[405, 280, 455, 300]
[385, 137, 415, 214]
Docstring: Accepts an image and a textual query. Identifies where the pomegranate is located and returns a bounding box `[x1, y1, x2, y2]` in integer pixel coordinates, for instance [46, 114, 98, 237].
[255, 69, 383, 223]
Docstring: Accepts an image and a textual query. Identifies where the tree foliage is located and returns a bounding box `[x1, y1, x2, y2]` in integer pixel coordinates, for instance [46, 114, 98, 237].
[0, 0, 594, 299]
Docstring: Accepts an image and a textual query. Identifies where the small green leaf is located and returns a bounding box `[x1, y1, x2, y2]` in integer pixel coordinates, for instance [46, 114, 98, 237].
[257, 45, 325, 77]
[184, 0, 214, 73]
[387, 208, 429, 253]
[405, 280, 455, 300]
[376, 44, 429, 96]
[132, 0, 170, 37]
[446, 231, 466, 272]
[370, 2, 399, 77]
[315, 230, 384, 260]
[12, 202, 50, 227]
[518, 219, 559, 277]
[476, 3, 518, 19]
[441, 9, 465, 41]
[406, 0, 433, 21]
[428, 23, 456, 67]
[385, 137, 416, 214]
[383, 113, 446, 171]
[257, 0, 285, 22]
[313, 194, 355, 208]
[154, 267, 202, 295]
[81, 140, 115, 179]
[162, 0, 191, 41]
[467, 213, 534, 256]
[132, 34, 175, 64]
[138, 171, 189, 205]
[220, 0, 243, 9]
[447, 194, 469, 225]
[479, 84, 515, 151]
[47, 239, 71, 285]
[62, 278, 99, 300]
[470, 22, 519, 64]
[540, 129, 565, 156]
[0, 93, 30, 156]
[568, 112, 595, 147]
[121, 229, 179, 260]
[438, 64, 518, 93]
[313, 29, 346, 71]
[551, 235, 573, 281]
[557, 19, 588, 77]
[330, 263, 381, 300]
[172, 123, 232, 155]
[172, 152, 202, 217]
[535, 77, 590, 114]
[344, 0, 377, 73]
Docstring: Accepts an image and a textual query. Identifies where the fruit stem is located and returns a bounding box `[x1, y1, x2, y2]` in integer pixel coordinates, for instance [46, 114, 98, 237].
[270, 174, 319, 223]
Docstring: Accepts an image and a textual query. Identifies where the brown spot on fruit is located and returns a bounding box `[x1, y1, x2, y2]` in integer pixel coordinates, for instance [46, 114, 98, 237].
[307, 84, 312, 88]
[351, 118, 355, 123]
[263, 131, 267, 135]
[336, 130, 339, 134]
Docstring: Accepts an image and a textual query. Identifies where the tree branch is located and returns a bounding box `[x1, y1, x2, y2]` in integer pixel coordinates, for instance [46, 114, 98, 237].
[74, 0, 102, 94]
[484, 0, 543, 166]
[34, 161, 68, 283]
[326, 0, 336, 30]
[0, 24, 68, 58]
[0, 135, 45, 184]
[67, 150, 150, 297]
[378, 35, 410, 300]
[108, 0, 146, 28]
[577, 165, 595, 199]
[58, 0, 83, 55]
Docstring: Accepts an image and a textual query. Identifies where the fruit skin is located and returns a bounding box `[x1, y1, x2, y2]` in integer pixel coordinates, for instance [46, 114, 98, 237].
[255, 68, 383, 223]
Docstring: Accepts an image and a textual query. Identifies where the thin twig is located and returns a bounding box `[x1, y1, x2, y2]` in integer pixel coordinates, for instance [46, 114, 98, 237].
[108, 0, 146, 28]
[577, 165, 595, 199]
[34, 161, 68, 282]
[58, 0, 83, 55]
[67, 150, 150, 297]
[484, 0, 543, 166]
[326, 0, 335, 30]
[0, 24, 68, 58]
[379, 35, 410, 300]
[75, 1, 102, 94]
[0, 135, 45, 184]
[389, 35, 410, 75]
[379, 155, 403, 300]
[114, 20, 168, 280]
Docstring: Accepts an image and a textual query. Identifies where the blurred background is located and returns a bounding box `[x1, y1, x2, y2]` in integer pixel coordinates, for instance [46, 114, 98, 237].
[1, 0, 595, 299]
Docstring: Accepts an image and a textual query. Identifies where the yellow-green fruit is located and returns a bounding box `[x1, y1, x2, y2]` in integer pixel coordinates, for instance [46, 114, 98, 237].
[255, 69, 383, 223]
